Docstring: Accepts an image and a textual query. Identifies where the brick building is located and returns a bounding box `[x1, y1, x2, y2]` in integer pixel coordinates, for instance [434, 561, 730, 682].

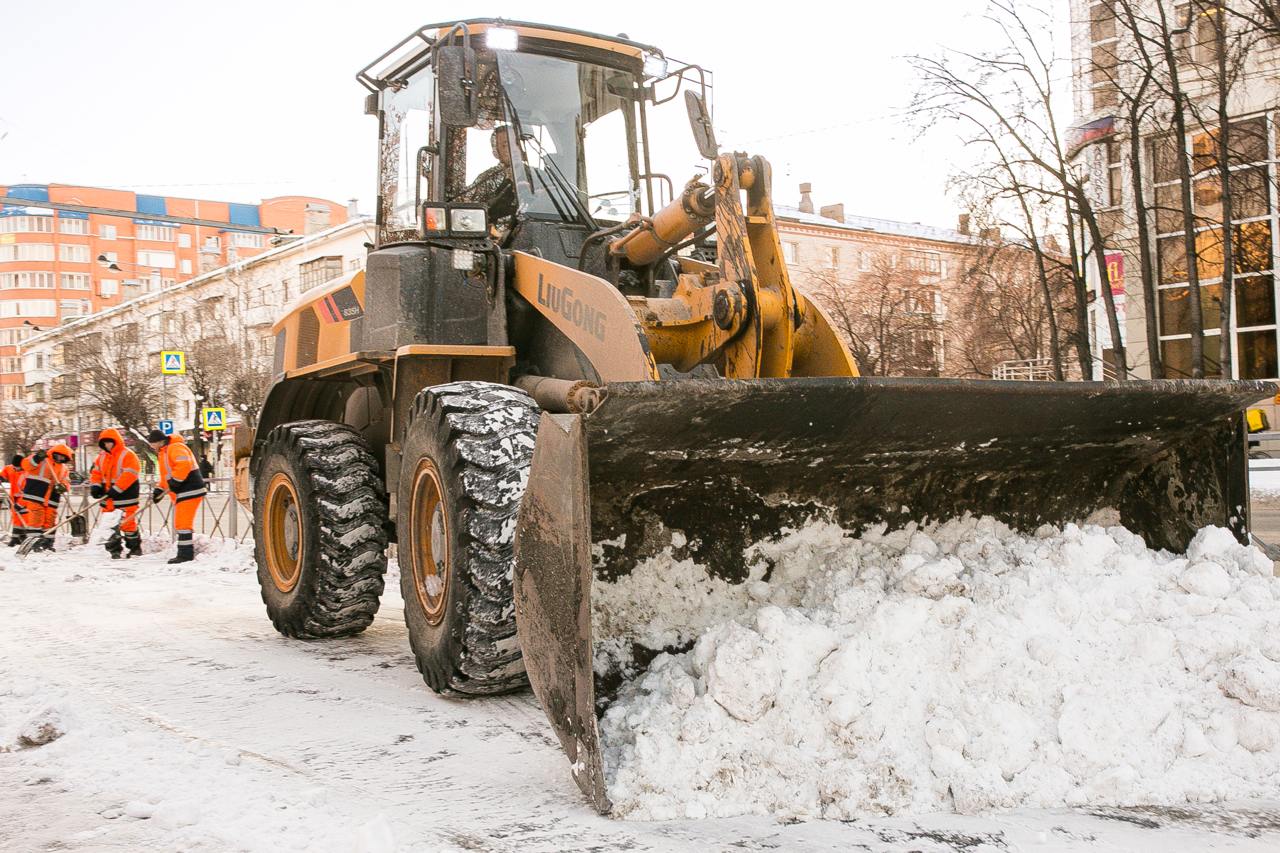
[0, 183, 351, 403]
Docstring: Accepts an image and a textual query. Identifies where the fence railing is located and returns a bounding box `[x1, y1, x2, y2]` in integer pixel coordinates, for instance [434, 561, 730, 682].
[993, 357, 1058, 381]
[1, 477, 251, 545]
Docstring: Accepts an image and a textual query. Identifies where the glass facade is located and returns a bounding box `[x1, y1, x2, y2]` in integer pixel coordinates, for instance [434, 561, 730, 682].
[1151, 114, 1278, 379]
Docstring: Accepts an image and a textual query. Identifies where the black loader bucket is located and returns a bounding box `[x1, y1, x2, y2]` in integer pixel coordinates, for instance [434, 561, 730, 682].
[512, 376, 1271, 813]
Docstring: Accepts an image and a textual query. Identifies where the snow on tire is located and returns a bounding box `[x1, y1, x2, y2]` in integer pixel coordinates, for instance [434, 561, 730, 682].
[253, 420, 389, 639]
[397, 381, 538, 696]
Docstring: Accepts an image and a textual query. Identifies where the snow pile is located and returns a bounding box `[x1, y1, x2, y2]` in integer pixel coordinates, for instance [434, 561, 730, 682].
[598, 517, 1280, 821]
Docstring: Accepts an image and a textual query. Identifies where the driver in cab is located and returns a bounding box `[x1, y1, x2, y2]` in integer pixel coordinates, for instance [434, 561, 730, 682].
[455, 127, 518, 227]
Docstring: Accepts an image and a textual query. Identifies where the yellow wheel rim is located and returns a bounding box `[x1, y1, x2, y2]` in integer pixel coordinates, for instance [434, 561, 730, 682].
[410, 459, 450, 625]
[264, 473, 303, 593]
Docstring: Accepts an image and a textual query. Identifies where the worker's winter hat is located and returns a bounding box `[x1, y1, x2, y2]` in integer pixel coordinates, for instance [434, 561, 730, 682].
[10, 454, 21, 466]
[147, 429, 168, 445]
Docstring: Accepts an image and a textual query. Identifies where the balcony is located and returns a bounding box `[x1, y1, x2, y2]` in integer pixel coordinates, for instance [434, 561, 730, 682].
[244, 305, 279, 328]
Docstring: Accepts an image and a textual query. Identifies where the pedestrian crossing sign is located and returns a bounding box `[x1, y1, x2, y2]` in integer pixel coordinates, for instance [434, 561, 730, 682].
[201, 408, 226, 431]
[161, 351, 186, 375]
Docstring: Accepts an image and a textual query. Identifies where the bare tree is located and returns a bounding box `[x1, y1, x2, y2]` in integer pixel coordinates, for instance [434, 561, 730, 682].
[0, 403, 56, 459]
[947, 217, 1078, 378]
[66, 332, 161, 447]
[910, 1, 1123, 378]
[807, 257, 946, 377]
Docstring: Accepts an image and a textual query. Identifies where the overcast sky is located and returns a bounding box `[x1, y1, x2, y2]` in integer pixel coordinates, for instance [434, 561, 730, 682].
[1, 1, 1042, 230]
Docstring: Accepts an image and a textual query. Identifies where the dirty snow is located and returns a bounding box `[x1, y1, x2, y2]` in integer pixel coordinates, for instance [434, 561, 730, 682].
[599, 517, 1280, 821]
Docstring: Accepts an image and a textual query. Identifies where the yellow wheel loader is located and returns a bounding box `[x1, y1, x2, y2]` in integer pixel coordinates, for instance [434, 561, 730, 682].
[244, 19, 1271, 812]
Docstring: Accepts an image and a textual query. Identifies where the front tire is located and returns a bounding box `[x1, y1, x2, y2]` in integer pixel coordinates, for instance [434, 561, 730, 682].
[253, 420, 389, 638]
[398, 382, 539, 695]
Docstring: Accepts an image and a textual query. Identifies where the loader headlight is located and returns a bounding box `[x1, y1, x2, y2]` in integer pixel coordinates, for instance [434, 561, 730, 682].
[486, 26, 519, 51]
[450, 207, 487, 234]
[643, 53, 668, 80]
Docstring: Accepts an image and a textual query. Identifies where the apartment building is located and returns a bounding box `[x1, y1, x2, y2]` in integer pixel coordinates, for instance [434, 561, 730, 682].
[0, 183, 351, 403]
[19, 217, 374, 468]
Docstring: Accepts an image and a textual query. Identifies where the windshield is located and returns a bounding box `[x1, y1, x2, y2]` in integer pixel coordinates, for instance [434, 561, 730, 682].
[495, 52, 637, 223]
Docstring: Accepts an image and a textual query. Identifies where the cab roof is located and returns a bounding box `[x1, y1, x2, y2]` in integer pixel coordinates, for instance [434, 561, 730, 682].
[359, 18, 662, 91]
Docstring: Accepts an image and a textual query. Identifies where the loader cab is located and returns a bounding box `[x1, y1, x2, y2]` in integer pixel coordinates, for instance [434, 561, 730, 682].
[361, 20, 714, 269]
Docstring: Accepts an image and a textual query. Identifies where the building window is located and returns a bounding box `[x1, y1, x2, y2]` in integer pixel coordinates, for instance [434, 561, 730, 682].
[59, 243, 90, 263]
[100, 279, 118, 297]
[827, 247, 840, 269]
[136, 249, 176, 268]
[232, 232, 263, 248]
[181, 260, 192, 275]
[178, 233, 192, 248]
[137, 224, 176, 242]
[1088, 1, 1119, 109]
[299, 256, 344, 291]
[202, 236, 221, 253]
[1154, 111, 1277, 379]
[0, 271, 55, 289]
[782, 241, 798, 264]
[59, 299, 91, 319]
[58, 217, 88, 235]
[858, 251, 872, 272]
[99, 223, 117, 240]
[0, 299, 57, 318]
[1106, 140, 1123, 208]
[0, 216, 54, 234]
[0, 328, 31, 346]
[60, 273, 91, 290]
[0, 357, 21, 374]
[0, 243, 54, 262]
[907, 251, 943, 275]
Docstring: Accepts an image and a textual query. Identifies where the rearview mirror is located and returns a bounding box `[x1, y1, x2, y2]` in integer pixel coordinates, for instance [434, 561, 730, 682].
[685, 90, 718, 160]
[436, 45, 479, 127]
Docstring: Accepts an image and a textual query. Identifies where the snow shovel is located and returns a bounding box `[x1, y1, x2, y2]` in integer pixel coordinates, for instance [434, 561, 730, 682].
[16, 496, 108, 559]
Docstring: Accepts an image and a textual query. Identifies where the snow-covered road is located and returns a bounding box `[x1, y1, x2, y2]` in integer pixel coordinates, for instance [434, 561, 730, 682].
[3, 539, 1280, 852]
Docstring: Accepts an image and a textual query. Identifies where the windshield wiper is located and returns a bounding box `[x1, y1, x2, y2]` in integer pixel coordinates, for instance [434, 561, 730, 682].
[520, 132, 597, 230]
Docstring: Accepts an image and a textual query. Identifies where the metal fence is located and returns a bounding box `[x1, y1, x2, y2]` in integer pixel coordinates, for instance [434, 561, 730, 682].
[992, 357, 1058, 381]
[1, 477, 252, 545]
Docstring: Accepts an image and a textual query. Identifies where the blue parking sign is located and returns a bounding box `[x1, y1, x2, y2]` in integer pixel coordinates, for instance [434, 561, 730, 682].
[159, 419, 175, 436]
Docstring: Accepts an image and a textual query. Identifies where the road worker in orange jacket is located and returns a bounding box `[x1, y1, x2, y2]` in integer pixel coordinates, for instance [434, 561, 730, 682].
[148, 430, 206, 564]
[3, 454, 24, 547]
[90, 428, 143, 559]
[18, 443, 73, 552]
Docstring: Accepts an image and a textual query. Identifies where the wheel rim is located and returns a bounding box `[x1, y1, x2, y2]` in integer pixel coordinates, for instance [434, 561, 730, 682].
[410, 459, 450, 625]
[264, 473, 303, 593]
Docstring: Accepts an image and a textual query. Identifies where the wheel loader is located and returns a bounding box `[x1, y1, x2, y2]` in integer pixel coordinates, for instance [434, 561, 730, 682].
[244, 19, 1272, 813]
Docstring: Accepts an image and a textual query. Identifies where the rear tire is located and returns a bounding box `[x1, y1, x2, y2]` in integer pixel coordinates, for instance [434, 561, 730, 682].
[397, 382, 539, 695]
[253, 420, 389, 638]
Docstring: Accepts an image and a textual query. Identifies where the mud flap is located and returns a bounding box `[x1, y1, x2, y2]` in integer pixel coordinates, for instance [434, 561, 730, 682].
[513, 376, 1271, 812]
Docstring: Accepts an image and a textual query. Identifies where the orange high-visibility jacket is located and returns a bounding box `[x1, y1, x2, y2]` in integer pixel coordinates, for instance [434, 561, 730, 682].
[90, 428, 142, 507]
[20, 446, 72, 507]
[158, 435, 207, 503]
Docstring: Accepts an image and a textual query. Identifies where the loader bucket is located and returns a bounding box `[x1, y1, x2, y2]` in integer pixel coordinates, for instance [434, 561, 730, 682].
[512, 376, 1271, 812]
